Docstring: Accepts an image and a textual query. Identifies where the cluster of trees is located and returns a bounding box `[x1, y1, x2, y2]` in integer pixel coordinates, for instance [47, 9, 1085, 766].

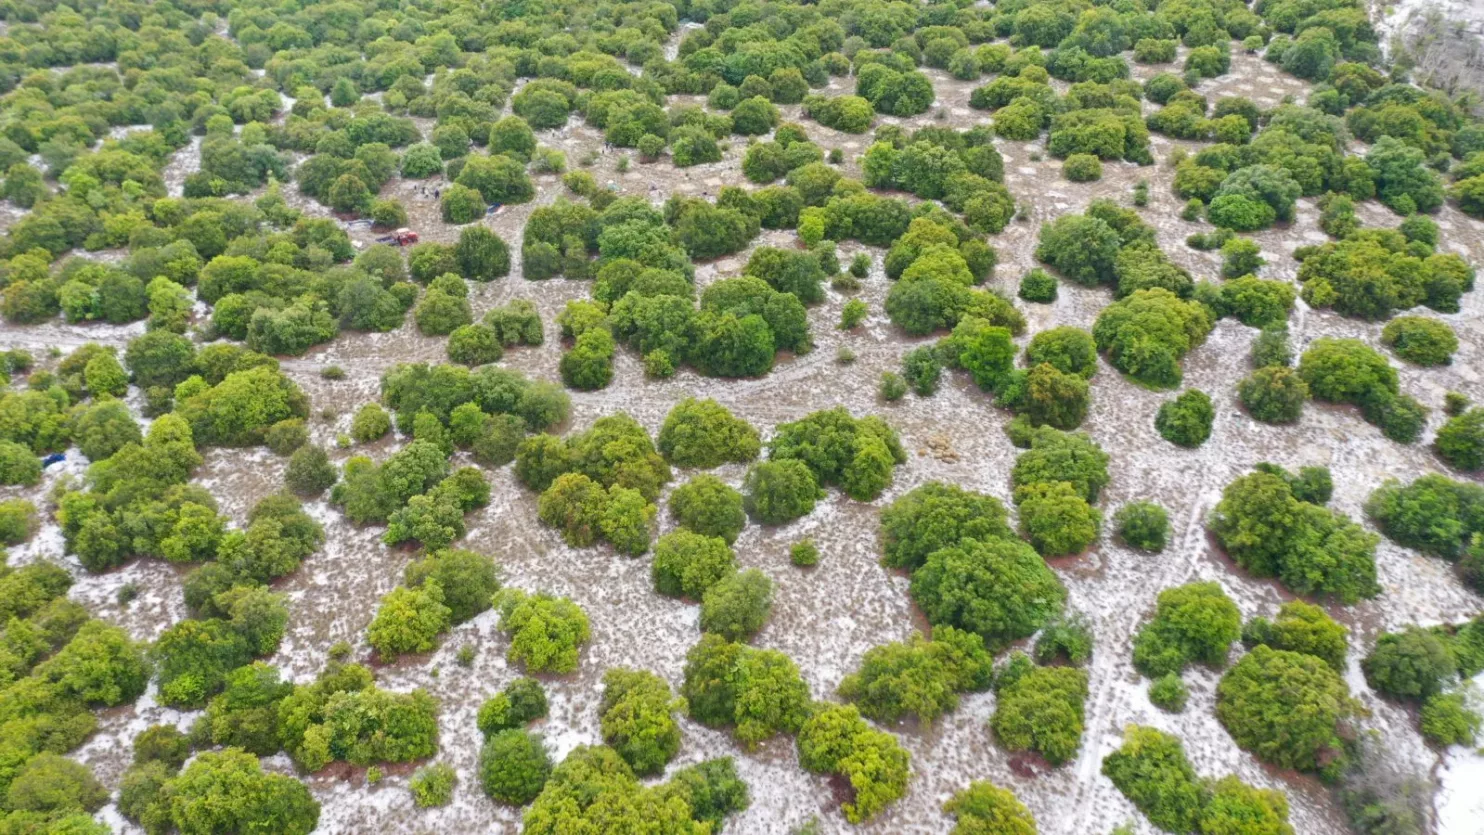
[1362, 620, 1484, 746]
[1103, 725, 1296, 834]
[837, 627, 994, 725]
[522, 746, 748, 833]
[0, 561, 150, 834]
[1298, 338, 1426, 443]
[519, 414, 668, 553]
[331, 436, 489, 550]
[796, 702, 912, 822]
[762, 407, 906, 505]
[878, 481, 1067, 650]
[1367, 473, 1484, 593]
[478, 678, 550, 804]
[1132, 582, 1242, 685]
[1210, 467, 1380, 602]
[368, 549, 500, 661]
[861, 125, 1016, 234]
[1217, 645, 1362, 777]
[883, 215, 1016, 337]
[991, 652, 1090, 766]
[523, 196, 815, 380]
[1010, 426, 1109, 556]
[1296, 230, 1474, 319]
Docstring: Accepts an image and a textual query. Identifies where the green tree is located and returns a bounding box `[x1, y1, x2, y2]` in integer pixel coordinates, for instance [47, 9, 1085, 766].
[669, 475, 746, 543]
[658, 399, 761, 468]
[1216, 645, 1361, 775]
[1132, 582, 1242, 678]
[599, 668, 681, 776]
[479, 729, 551, 805]
[910, 536, 1066, 649]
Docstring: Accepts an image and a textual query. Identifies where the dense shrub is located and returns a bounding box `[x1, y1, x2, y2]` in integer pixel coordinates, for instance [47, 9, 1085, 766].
[479, 729, 550, 805]
[943, 781, 1038, 835]
[990, 656, 1089, 766]
[1102, 726, 1205, 833]
[1155, 390, 1214, 448]
[1361, 627, 1457, 701]
[1210, 470, 1380, 602]
[1115, 501, 1170, 552]
[1365, 473, 1484, 558]
[1132, 582, 1242, 678]
[879, 482, 1012, 571]
[658, 399, 761, 468]
[700, 569, 773, 641]
[477, 677, 548, 737]
[1436, 408, 1484, 471]
[1238, 366, 1308, 423]
[796, 703, 911, 823]
[1093, 289, 1214, 388]
[1381, 316, 1457, 366]
[652, 531, 736, 600]
[910, 536, 1066, 650]
[682, 634, 811, 748]
[493, 589, 590, 674]
[599, 668, 680, 776]
[837, 627, 993, 724]
[1216, 645, 1361, 776]
[1243, 601, 1350, 672]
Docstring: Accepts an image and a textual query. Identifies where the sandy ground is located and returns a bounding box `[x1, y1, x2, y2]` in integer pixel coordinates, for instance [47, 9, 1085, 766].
[1, 24, 1483, 835]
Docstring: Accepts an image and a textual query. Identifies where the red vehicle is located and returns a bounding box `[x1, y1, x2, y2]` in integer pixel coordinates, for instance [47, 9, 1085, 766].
[376, 227, 420, 246]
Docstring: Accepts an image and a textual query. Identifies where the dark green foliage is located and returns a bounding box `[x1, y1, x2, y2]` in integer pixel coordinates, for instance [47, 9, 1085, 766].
[879, 482, 1012, 571]
[477, 677, 548, 737]
[285, 445, 336, 495]
[1093, 289, 1214, 389]
[743, 459, 822, 524]
[1210, 470, 1381, 603]
[1101, 725, 1205, 833]
[1132, 582, 1242, 678]
[1365, 473, 1484, 558]
[1115, 501, 1170, 552]
[700, 569, 773, 642]
[480, 729, 551, 805]
[1019, 268, 1058, 303]
[1362, 627, 1457, 701]
[910, 536, 1066, 650]
[902, 346, 945, 396]
[1034, 612, 1095, 666]
[837, 627, 993, 724]
[990, 656, 1089, 766]
[1149, 674, 1188, 713]
[1239, 366, 1308, 424]
[1155, 390, 1214, 448]
[1436, 408, 1484, 471]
